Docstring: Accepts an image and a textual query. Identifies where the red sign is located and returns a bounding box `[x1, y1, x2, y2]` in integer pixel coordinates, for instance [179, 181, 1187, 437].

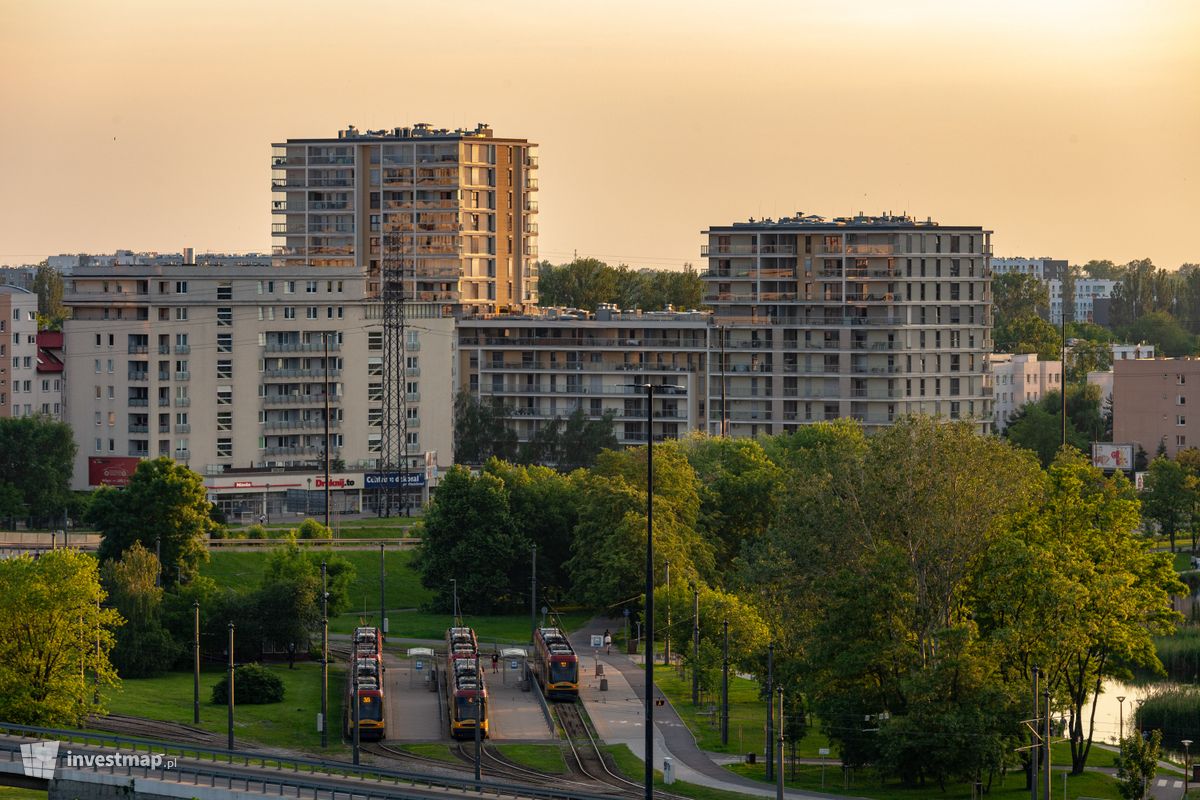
[88, 456, 142, 487]
[233, 481, 254, 488]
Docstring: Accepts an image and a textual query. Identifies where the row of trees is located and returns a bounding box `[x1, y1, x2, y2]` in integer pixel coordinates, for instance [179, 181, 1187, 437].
[417, 418, 1179, 787]
[452, 394, 619, 470]
[536, 257, 705, 312]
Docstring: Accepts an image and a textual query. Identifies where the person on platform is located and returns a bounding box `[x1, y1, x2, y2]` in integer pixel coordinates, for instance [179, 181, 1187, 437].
[603, 630, 612, 655]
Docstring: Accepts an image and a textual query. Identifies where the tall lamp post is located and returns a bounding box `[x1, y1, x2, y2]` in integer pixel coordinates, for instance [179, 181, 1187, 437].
[227, 622, 235, 751]
[637, 381, 682, 800]
[1116, 695, 1126, 743]
[321, 561, 329, 748]
[766, 642, 774, 781]
[664, 560, 671, 667]
[776, 686, 785, 800]
[1184, 739, 1193, 800]
[691, 583, 699, 706]
[193, 602, 200, 725]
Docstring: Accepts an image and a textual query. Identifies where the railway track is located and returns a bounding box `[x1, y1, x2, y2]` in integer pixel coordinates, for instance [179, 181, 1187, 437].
[86, 714, 227, 747]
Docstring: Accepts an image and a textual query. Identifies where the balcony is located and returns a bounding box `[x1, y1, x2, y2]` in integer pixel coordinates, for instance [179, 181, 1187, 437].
[175, 424, 191, 434]
[264, 340, 341, 353]
[157, 397, 171, 407]
[158, 371, 170, 381]
[158, 345, 170, 354]
[261, 418, 340, 431]
[524, 199, 538, 213]
[159, 425, 171, 433]
[175, 345, 190, 354]
[701, 244, 796, 256]
[175, 371, 190, 381]
[271, 155, 304, 168]
[174, 397, 190, 407]
[307, 155, 354, 165]
[526, 155, 539, 169]
[262, 394, 340, 406]
[263, 368, 341, 379]
[129, 398, 149, 407]
[845, 244, 896, 256]
[128, 373, 149, 382]
[127, 344, 148, 354]
[128, 424, 149, 434]
[174, 449, 190, 460]
[309, 201, 352, 211]
[271, 178, 305, 190]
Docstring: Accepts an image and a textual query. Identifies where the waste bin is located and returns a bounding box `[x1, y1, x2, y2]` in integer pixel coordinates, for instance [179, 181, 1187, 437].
[663, 758, 675, 785]
[600, 678, 609, 692]
[747, 752, 756, 765]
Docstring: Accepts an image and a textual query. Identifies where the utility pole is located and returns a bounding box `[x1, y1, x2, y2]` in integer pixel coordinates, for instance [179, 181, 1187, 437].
[1043, 690, 1052, 800]
[352, 660, 360, 765]
[664, 560, 671, 667]
[691, 584, 700, 706]
[227, 622, 235, 751]
[530, 544, 537, 644]
[193, 601, 200, 725]
[1061, 306, 1067, 447]
[321, 562, 328, 748]
[379, 542, 386, 634]
[766, 642, 774, 781]
[1031, 666, 1039, 800]
[644, 382, 656, 800]
[324, 331, 332, 530]
[721, 618, 729, 746]
[474, 651, 483, 788]
[719, 325, 727, 436]
[776, 687, 785, 800]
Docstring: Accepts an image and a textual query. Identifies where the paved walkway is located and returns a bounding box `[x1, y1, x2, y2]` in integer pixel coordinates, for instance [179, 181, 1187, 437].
[568, 619, 854, 799]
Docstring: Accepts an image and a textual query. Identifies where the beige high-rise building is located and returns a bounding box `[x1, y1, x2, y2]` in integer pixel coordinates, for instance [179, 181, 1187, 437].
[701, 214, 993, 434]
[0, 285, 39, 418]
[272, 123, 539, 312]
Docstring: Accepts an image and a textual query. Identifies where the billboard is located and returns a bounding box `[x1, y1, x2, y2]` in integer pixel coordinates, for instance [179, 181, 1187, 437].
[365, 472, 426, 489]
[88, 456, 142, 487]
[1091, 443, 1134, 471]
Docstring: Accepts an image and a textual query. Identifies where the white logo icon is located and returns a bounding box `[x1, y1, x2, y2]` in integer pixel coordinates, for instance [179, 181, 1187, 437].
[20, 741, 59, 779]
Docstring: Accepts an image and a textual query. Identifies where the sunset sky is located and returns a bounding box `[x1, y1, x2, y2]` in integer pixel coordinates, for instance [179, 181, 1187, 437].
[1, 0, 1197, 269]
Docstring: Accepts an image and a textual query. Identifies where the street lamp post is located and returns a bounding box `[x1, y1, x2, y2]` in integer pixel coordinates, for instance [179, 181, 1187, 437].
[474, 652, 483, 787]
[721, 618, 729, 746]
[379, 542, 386, 634]
[321, 561, 328, 748]
[1184, 739, 1193, 800]
[664, 560, 671, 667]
[644, 382, 656, 800]
[691, 583, 699, 706]
[531, 544, 537, 645]
[227, 622, 235, 751]
[193, 601, 200, 725]
[776, 686, 785, 800]
[1117, 695, 1126, 743]
[766, 642, 774, 781]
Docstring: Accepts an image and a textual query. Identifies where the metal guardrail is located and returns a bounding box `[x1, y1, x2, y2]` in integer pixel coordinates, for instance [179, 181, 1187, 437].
[526, 665, 555, 735]
[0, 722, 613, 800]
[209, 537, 420, 549]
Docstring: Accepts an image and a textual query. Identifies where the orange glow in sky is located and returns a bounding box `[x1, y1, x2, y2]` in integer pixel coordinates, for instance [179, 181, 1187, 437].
[0, 0, 1197, 268]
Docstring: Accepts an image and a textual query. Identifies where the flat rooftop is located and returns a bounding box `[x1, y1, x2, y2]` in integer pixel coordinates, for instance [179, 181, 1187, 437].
[277, 122, 532, 146]
[704, 212, 987, 233]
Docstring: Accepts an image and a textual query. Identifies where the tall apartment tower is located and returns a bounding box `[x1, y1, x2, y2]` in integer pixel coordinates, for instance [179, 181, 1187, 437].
[702, 214, 993, 434]
[271, 123, 539, 313]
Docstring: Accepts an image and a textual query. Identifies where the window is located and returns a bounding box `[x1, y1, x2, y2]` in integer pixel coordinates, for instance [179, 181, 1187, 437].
[106, 359, 114, 373]
[217, 333, 232, 352]
[217, 283, 232, 301]
[107, 411, 115, 426]
[95, 359, 101, 373]
[1180, 396, 1187, 406]
[95, 385, 102, 399]
[1179, 435, 1187, 447]
[217, 438, 232, 458]
[306, 281, 318, 294]
[95, 438, 102, 452]
[306, 307, 318, 320]
[217, 410, 232, 431]
[1180, 416, 1187, 426]
[95, 333, 102, 346]
[217, 386, 232, 405]
[217, 307, 232, 327]
[95, 411, 102, 426]
[368, 331, 383, 350]
[175, 307, 188, 321]
[176, 412, 189, 426]
[175, 281, 188, 294]
[1180, 374, 1187, 385]
[216, 359, 232, 379]
[284, 281, 295, 294]
[284, 307, 296, 319]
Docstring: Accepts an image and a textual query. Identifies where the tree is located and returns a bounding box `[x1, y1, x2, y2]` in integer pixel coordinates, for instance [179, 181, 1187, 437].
[1005, 406, 1086, 466]
[994, 313, 1062, 361]
[1115, 730, 1161, 800]
[0, 415, 76, 526]
[415, 466, 531, 613]
[32, 264, 66, 329]
[993, 273, 1050, 324]
[516, 408, 618, 470]
[255, 540, 322, 651]
[0, 550, 121, 725]
[1142, 457, 1194, 552]
[1079, 259, 1120, 280]
[1123, 311, 1195, 356]
[484, 460, 579, 597]
[1067, 339, 1112, 382]
[536, 258, 618, 310]
[90, 457, 221, 585]
[100, 542, 178, 677]
[452, 393, 517, 464]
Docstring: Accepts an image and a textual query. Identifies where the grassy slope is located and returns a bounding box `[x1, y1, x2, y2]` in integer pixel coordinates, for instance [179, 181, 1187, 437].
[495, 744, 568, 774]
[102, 662, 346, 754]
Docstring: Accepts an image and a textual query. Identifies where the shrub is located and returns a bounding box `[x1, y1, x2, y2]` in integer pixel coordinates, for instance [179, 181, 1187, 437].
[296, 518, 331, 539]
[1136, 685, 1200, 745]
[246, 524, 267, 540]
[1153, 626, 1200, 682]
[211, 663, 285, 705]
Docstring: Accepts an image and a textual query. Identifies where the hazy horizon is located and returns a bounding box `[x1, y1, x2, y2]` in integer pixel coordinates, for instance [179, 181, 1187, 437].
[1, 0, 1197, 270]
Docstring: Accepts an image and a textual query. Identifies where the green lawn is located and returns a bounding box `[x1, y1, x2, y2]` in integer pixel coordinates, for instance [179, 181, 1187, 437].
[392, 743, 458, 763]
[1175, 551, 1194, 572]
[102, 663, 346, 754]
[0, 790, 46, 800]
[334, 610, 593, 642]
[495, 744, 568, 774]
[603, 743, 750, 800]
[1049, 740, 1119, 769]
[727, 762, 1120, 800]
[650, 665, 833, 758]
[201, 549, 432, 615]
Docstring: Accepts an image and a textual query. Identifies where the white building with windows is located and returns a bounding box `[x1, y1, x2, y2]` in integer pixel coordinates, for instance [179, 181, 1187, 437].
[988, 353, 1062, 431]
[0, 285, 39, 418]
[1048, 277, 1118, 324]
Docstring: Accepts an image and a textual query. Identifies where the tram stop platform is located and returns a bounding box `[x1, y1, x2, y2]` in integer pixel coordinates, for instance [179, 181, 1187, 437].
[483, 647, 556, 742]
[382, 651, 444, 741]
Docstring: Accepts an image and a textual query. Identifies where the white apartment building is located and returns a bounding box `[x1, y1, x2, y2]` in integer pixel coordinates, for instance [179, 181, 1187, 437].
[990, 257, 1067, 281]
[61, 264, 454, 513]
[1049, 277, 1117, 324]
[701, 214, 993, 434]
[1112, 342, 1154, 360]
[1, 285, 40, 418]
[457, 307, 710, 448]
[988, 353, 1062, 431]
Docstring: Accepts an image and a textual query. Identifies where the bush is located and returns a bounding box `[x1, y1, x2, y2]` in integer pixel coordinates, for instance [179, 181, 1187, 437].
[296, 518, 331, 539]
[246, 524, 267, 540]
[1136, 685, 1200, 744]
[1153, 626, 1200, 682]
[211, 663, 285, 705]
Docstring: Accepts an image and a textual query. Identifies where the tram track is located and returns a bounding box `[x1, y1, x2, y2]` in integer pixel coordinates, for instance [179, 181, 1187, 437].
[555, 702, 688, 800]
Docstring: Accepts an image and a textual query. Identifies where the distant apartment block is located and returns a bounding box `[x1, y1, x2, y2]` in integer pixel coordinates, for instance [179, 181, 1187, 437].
[33, 331, 63, 419]
[61, 264, 454, 507]
[1087, 343, 1156, 411]
[991, 257, 1068, 282]
[987, 353, 1062, 432]
[457, 306, 710, 447]
[0, 285, 39, 418]
[272, 123, 539, 312]
[1113, 358, 1200, 457]
[700, 214, 993, 434]
[1050, 277, 1117, 324]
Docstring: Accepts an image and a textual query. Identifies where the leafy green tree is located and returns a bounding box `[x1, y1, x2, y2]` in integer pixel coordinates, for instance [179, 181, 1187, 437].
[0, 484, 26, 527]
[1142, 456, 1194, 552]
[1123, 311, 1195, 356]
[1115, 730, 1161, 800]
[993, 273, 1050, 324]
[0, 415, 76, 525]
[100, 542, 178, 677]
[1080, 259, 1120, 280]
[416, 466, 531, 613]
[32, 264, 66, 329]
[1067, 339, 1112, 382]
[452, 393, 518, 464]
[994, 313, 1062, 361]
[516, 408, 618, 470]
[255, 540, 322, 650]
[296, 518, 331, 539]
[536, 258, 619, 310]
[1005, 407, 1086, 466]
[0, 550, 121, 725]
[90, 457, 221, 585]
[484, 460, 578, 597]
[681, 434, 783, 567]
[567, 443, 713, 608]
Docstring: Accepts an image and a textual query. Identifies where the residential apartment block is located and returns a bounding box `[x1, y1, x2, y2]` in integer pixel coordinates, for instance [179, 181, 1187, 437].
[990, 257, 1068, 282]
[33, 331, 64, 419]
[1, 285, 39, 418]
[1113, 358, 1200, 458]
[272, 123, 539, 312]
[1049, 277, 1117, 324]
[987, 353, 1062, 432]
[61, 264, 454, 511]
[700, 214, 993, 434]
[457, 306, 711, 446]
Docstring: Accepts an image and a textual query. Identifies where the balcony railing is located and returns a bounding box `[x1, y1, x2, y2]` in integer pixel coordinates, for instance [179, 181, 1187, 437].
[128, 373, 149, 382]
[129, 398, 149, 407]
[127, 344, 148, 354]
[175, 345, 190, 354]
[174, 449, 190, 460]
[264, 341, 342, 353]
[701, 244, 797, 256]
[128, 424, 149, 433]
[175, 424, 191, 434]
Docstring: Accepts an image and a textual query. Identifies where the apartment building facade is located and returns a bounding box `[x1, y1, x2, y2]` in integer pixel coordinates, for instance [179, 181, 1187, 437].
[61, 265, 454, 510]
[33, 331, 64, 419]
[272, 123, 539, 312]
[0, 285, 39, 418]
[457, 307, 710, 447]
[987, 353, 1062, 431]
[1049, 277, 1117, 324]
[1113, 358, 1200, 458]
[700, 214, 993, 434]
[990, 257, 1068, 282]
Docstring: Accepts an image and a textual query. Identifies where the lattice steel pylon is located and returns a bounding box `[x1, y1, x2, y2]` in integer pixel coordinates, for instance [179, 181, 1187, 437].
[378, 230, 409, 516]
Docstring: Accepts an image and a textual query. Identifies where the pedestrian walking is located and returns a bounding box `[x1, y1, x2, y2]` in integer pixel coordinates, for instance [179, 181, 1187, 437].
[603, 629, 612, 655]
[491, 652, 499, 673]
